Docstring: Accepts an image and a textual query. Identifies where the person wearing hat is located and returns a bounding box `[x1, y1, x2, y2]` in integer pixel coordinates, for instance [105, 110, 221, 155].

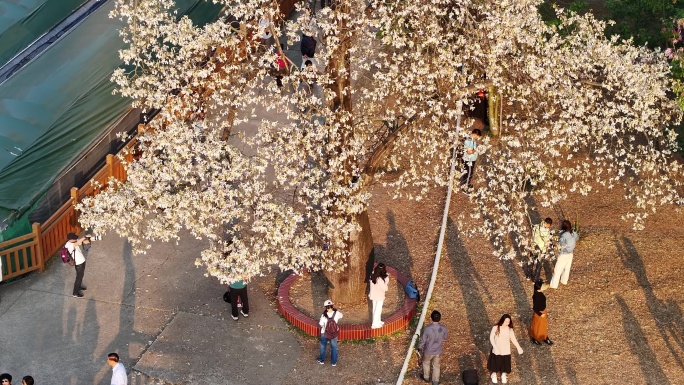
[529, 279, 553, 346]
[318, 299, 343, 366]
[65, 232, 88, 298]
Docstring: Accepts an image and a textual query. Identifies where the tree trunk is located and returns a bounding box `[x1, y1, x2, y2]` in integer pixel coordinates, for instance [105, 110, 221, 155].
[324, 210, 374, 304]
[487, 85, 500, 136]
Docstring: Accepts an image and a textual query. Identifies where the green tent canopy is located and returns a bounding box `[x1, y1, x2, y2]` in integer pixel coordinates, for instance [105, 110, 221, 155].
[0, 0, 223, 237]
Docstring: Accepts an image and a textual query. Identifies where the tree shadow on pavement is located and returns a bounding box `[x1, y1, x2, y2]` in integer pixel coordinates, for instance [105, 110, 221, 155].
[97, 240, 137, 385]
[616, 236, 684, 372]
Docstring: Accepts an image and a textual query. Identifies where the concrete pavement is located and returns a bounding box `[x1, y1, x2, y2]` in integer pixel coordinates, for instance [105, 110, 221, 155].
[0, 232, 300, 385]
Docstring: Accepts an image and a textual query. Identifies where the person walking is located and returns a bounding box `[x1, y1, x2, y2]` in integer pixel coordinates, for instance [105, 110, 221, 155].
[65, 232, 88, 298]
[368, 262, 389, 329]
[107, 353, 127, 385]
[459, 129, 482, 190]
[488, 314, 523, 384]
[418, 310, 448, 385]
[318, 299, 342, 366]
[549, 219, 579, 289]
[229, 280, 249, 320]
[527, 217, 553, 281]
[529, 280, 553, 346]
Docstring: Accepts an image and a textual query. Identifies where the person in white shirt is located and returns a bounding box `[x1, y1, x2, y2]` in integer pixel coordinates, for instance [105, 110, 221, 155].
[527, 217, 553, 281]
[318, 299, 343, 366]
[65, 232, 88, 298]
[487, 314, 523, 384]
[368, 263, 389, 329]
[107, 353, 127, 385]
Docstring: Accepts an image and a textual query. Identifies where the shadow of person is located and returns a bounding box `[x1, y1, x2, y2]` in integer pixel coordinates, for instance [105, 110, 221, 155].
[383, 211, 412, 276]
[616, 295, 671, 384]
[94, 240, 138, 385]
[617, 236, 684, 371]
[445, 217, 492, 376]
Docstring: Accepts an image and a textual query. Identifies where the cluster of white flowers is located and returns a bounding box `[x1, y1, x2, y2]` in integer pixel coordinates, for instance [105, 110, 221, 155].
[78, 0, 681, 291]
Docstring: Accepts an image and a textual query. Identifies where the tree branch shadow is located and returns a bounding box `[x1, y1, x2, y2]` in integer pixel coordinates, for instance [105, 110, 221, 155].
[616, 295, 671, 384]
[616, 236, 684, 372]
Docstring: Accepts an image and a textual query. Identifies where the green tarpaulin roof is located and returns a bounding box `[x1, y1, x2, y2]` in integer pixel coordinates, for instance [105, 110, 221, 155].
[0, 0, 222, 232]
[0, 0, 87, 65]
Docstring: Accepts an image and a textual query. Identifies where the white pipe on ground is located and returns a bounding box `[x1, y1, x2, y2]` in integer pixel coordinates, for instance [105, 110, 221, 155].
[395, 100, 464, 384]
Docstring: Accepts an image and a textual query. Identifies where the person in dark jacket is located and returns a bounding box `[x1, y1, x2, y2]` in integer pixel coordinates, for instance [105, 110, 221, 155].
[529, 279, 553, 345]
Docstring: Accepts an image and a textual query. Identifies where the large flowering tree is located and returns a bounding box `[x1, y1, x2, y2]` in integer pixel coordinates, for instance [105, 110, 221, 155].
[78, 0, 682, 302]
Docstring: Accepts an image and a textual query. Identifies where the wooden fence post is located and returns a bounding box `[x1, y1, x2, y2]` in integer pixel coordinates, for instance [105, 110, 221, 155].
[70, 187, 81, 233]
[106, 154, 115, 180]
[32, 223, 45, 272]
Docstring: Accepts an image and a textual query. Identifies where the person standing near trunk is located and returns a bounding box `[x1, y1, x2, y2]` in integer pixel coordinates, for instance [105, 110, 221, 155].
[65, 232, 88, 298]
[460, 129, 482, 190]
[368, 262, 389, 329]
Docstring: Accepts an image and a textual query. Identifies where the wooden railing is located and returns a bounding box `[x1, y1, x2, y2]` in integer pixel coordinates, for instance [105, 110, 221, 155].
[1, 0, 301, 281]
[0, 134, 138, 281]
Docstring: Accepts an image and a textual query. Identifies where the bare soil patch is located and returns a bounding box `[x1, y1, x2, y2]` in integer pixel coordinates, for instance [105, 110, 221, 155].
[267, 165, 684, 385]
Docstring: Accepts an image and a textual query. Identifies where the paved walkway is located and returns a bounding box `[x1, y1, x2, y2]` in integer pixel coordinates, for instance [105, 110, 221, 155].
[0, 231, 300, 385]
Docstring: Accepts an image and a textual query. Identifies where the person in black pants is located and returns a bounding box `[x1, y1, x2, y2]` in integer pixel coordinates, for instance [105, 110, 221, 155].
[229, 280, 249, 320]
[459, 129, 482, 190]
[65, 232, 88, 298]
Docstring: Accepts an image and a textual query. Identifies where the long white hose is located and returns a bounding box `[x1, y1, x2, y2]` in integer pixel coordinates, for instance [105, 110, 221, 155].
[395, 100, 464, 384]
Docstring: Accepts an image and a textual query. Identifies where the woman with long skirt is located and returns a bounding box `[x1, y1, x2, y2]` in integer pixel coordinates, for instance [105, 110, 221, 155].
[488, 314, 523, 384]
[529, 280, 554, 345]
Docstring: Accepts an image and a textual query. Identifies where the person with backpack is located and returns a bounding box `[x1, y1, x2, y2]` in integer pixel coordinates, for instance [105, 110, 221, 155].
[318, 299, 343, 366]
[65, 232, 88, 298]
[459, 129, 482, 190]
[368, 262, 389, 329]
[527, 217, 553, 281]
[418, 310, 448, 385]
[549, 219, 579, 289]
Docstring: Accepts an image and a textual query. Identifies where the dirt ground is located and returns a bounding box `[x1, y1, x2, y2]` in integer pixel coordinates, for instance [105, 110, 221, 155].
[274, 170, 684, 384]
